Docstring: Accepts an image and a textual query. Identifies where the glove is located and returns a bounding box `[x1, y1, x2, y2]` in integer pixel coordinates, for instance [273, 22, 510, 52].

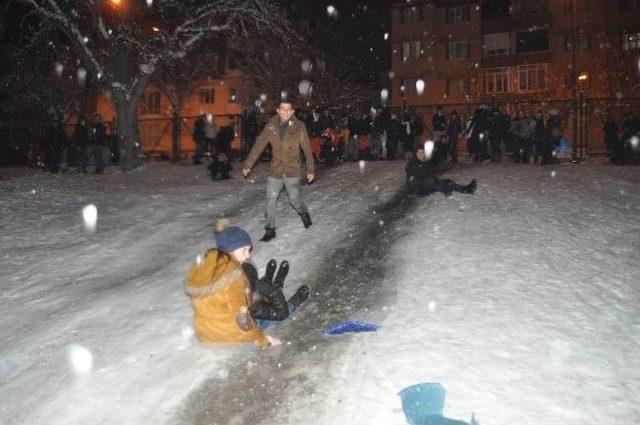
[254, 260, 288, 297]
[254, 259, 282, 297]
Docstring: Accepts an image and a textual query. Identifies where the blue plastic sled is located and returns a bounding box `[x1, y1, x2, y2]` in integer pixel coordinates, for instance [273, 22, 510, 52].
[399, 383, 478, 425]
[323, 320, 380, 336]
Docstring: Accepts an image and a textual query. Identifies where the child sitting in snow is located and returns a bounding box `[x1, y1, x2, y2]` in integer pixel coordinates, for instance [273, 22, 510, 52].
[185, 219, 310, 347]
[208, 152, 232, 180]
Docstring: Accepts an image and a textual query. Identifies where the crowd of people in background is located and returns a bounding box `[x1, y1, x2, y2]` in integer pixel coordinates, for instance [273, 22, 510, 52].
[39, 112, 117, 175]
[265, 104, 640, 168]
[32, 104, 640, 176]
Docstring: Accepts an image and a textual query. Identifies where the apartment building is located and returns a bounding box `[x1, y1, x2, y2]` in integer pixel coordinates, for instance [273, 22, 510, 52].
[390, 0, 640, 152]
[94, 51, 255, 158]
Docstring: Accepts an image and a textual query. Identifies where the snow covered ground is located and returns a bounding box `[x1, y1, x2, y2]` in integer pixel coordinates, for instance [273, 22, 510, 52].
[1, 160, 639, 425]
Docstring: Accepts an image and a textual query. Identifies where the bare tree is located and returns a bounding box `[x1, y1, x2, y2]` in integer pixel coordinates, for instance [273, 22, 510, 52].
[238, 36, 371, 111]
[153, 46, 223, 161]
[1, 29, 86, 124]
[16, 0, 292, 169]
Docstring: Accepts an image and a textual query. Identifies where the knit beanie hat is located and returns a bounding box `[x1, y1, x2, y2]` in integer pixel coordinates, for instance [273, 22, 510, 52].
[214, 219, 252, 253]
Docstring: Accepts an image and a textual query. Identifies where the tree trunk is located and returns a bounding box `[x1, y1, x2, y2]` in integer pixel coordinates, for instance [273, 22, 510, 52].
[171, 112, 181, 163]
[114, 98, 143, 170]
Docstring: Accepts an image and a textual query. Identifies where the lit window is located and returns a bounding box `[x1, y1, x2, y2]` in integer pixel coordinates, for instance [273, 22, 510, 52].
[565, 34, 589, 51]
[140, 91, 161, 114]
[400, 5, 423, 24]
[400, 78, 419, 96]
[484, 33, 510, 57]
[199, 88, 215, 104]
[446, 6, 470, 24]
[402, 40, 422, 60]
[447, 78, 468, 95]
[482, 68, 511, 94]
[518, 64, 547, 92]
[622, 33, 640, 50]
[448, 40, 468, 60]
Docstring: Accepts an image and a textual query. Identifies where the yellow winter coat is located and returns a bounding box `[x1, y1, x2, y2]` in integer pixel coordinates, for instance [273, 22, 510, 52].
[185, 249, 268, 347]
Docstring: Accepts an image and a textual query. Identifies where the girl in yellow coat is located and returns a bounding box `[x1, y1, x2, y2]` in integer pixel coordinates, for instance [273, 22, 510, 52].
[185, 219, 280, 347]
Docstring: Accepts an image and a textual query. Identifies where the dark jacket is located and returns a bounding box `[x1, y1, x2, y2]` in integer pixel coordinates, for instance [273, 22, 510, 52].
[432, 113, 447, 132]
[244, 115, 315, 178]
[406, 156, 438, 178]
[73, 123, 90, 147]
[215, 125, 234, 154]
[92, 123, 107, 146]
[193, 118, 205, 142]
[447, 115, 462, 140]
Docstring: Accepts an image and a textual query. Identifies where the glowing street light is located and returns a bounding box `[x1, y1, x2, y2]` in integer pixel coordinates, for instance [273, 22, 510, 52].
[110, 0, 123, 6]
[151, 26, 161, 32]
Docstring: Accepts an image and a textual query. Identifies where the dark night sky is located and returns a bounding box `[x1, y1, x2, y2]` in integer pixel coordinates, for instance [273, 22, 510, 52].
[284, 0, 391, 86]
[0, 1, 392, 89]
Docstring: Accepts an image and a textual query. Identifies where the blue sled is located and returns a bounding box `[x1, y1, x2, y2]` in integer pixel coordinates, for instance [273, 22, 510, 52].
[323, 320, 380, 335]
[399, 383, 478, 425]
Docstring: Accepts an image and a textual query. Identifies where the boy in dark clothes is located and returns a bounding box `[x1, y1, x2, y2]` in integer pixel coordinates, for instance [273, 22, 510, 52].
[406, 144, 477, 197]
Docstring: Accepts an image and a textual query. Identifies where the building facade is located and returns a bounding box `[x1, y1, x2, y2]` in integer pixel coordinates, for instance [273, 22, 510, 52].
[390, 0, 640, 153]
[94, 53, 256, 158]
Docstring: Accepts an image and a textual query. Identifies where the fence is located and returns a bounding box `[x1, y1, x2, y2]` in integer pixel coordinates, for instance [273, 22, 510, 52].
[393, 97, 640, 155]
[3, 97, 638, 165]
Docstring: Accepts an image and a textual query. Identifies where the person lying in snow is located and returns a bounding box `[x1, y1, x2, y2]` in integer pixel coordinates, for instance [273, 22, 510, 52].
[184, 219, 309, 347]
[406, 144, 477, 197]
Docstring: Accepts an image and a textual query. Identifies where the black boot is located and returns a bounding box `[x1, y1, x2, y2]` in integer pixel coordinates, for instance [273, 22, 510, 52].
[300, 212, 312, 229]
[260, 227, 276, 242]
[287, 285, 310, 311]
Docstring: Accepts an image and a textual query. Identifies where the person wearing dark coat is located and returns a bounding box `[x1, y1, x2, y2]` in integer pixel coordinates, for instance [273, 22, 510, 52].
[447, 110, 463, 163]
[432, 106, 447, 142]
[603, 115, 619, 161]
[400, 114, 414, 159]
[531, 111, 546, 165]
[40, 117, 66, 174]
[91, 113, 107, 174]
[242, 109, 258, 160]
[467, 106, 491, 162]
[192, 114, 206, 164]
[208, 124, 234, 180]
[489, 108, 509, 163]
[215, 124, 234, 154]
[406, 145, 477, 197]
[385, 114, 402, 160]
[72, 116, 90, 173]
[305, 109, 324, 138]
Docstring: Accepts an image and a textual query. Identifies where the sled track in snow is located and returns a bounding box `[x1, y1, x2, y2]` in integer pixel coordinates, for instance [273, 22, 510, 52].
[172, 188, 421, 425]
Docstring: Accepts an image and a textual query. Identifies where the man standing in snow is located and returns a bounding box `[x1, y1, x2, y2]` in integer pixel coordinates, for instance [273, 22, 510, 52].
[242, 94, 315, 242]
[406, 144, 477, 197]
[192, 114, 206, 164]
[432, 105, 447, 144]
[91, 114, 107, 174]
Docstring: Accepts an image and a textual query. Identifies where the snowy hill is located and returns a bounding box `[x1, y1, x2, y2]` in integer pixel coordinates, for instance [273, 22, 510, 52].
[1, 161, 639, 425]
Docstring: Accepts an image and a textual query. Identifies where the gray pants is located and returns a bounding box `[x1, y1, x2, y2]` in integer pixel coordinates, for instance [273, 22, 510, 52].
[265, 176, 308, 229]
